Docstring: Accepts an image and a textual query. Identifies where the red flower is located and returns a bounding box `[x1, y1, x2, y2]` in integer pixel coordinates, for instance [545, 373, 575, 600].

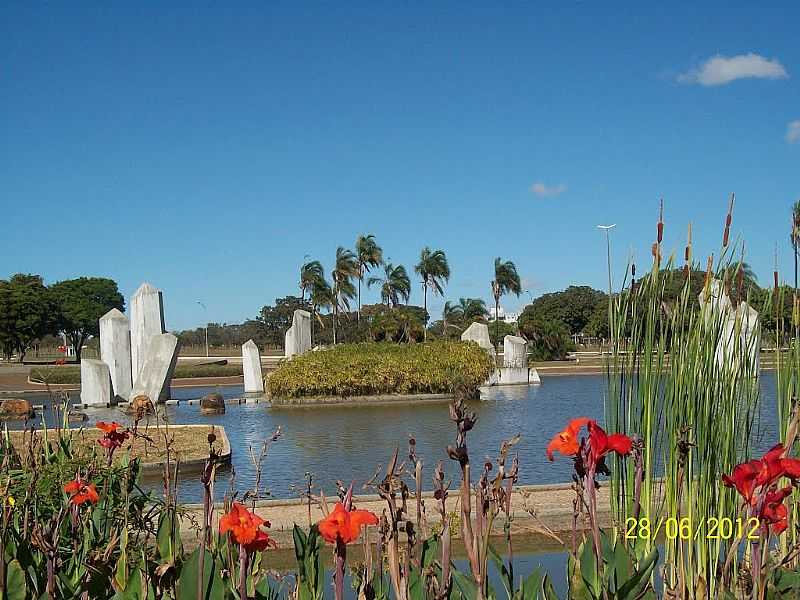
[546, 417, 590, 461]
[760, 487, 793, 534]
[723, 445, 800, 505]
[54, 358, 66, 366]
[722, 460, 761, 504]
[219, 502, 276, 551]
[587, 421, 633, 465]
[546, 418, 631, 467]
[96, 421, 129, 450]
[64, 477, 99, 506]
[318, 502, 378, 545]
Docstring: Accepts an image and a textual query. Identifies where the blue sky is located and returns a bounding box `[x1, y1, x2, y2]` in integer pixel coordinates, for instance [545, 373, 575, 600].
[2, 3, 798, 330]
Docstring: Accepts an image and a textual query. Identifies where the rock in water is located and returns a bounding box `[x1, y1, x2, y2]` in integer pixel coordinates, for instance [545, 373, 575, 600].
[0, 398, 34, 419]
[126, 394, 155, 419]
[200, 392, 226, 415]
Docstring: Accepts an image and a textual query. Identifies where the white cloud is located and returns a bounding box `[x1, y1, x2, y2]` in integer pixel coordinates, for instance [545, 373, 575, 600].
[530, 182, 567, 197]
[677, 53, 788, 86]
[787, 120, 800, 144]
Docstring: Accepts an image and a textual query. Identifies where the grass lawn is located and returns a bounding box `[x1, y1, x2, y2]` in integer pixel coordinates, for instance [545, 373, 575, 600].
[29, 363, 243, 385]
[7, 423, 226, 466]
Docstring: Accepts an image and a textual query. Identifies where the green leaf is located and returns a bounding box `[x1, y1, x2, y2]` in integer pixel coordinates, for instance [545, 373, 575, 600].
[111, 568, 143, 600]
[177, 547, 225, 600]
[157, 509, 182, 564]
[488, 544, 513, 600]
[616, 548, 658, 600]
[6, 559, 28, 600]
[452, 569, 478, 600]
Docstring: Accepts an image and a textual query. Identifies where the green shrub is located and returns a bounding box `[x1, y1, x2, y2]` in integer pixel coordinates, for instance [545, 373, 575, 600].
[267, 341, 494, 398]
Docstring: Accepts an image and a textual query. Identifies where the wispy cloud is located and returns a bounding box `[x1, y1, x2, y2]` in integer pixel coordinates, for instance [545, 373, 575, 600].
[530, 182, 567, 197]
[787, 120, 800, 144]
[677, 53, 788, 86]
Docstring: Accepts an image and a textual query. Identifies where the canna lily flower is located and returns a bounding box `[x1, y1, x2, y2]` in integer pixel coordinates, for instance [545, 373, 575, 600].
[96, 421, 129, 450]
[546, 417, 590, 461]
[722, 460, 761, 504]
[219, 502, 276, 551]
[318, 502, 379, 545]
[587, 421, 633, 465]
[64, 477, 99, 506]
[759, 487, 793, 534]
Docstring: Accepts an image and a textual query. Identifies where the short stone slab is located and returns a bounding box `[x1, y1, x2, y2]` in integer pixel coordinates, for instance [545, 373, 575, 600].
[270, 393, 454, 408]
[284, 310, 311, 358]
[461, 322, 495, 354]
[242, 339, 264, 393]
[80, 359, 114, 407]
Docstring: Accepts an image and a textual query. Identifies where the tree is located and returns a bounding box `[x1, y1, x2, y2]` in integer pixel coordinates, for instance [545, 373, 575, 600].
[491, 257, 521, 348]
[368, 263, 411, 307]
[331, 247, 359, 344]
[257, 296, 311, 348]
[0, 274, 56, 361]
[458, 297, 489, 322]
[49, 277, 124, 361]
[369, 306, 425, 343]
[518, 286, 607, 337]
[355, 234, 383, 323]
[299, 260, 325, 302]
[309, 276, 333, 344]
[414, 247, 450, 340]
[440, 301, 462, 339]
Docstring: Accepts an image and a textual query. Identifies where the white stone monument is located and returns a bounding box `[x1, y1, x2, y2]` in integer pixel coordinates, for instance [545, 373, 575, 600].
[699, 279, 732, 326]
[461, 322, 495, 356]
[497, 335, 541, 385]
[285, 309, 312, 358]
[80, 359, 113, 407]
[130, 282, 165, 386]
[130, 333, 180, 403]
[700, 280, 761, 375]
[242, 339, 264, 394]
[99, 308, 132, 401]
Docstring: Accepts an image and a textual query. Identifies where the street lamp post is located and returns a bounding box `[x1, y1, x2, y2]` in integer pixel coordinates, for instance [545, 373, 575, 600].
[196, 301, 209, 358]
[596, 224, 616, 351]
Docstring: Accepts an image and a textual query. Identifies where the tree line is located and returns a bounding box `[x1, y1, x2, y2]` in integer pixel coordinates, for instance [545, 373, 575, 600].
[0, 275, 124, 361]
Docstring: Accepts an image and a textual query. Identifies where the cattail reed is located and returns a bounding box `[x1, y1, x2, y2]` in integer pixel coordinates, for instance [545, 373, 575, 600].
[685, 222, 692, 278]
[722, 193, 734, 248]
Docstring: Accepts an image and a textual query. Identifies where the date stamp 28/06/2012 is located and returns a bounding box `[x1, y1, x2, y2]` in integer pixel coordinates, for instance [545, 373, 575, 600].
[624, 517, 760, 541]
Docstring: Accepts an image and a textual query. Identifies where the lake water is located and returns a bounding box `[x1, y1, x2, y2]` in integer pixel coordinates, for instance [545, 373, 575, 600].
[17, 373, 784, 505]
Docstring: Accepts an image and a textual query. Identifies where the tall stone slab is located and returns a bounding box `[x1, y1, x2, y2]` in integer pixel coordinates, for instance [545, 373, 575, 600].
[80, 359, 113, 407]
[699, 279, 732, 326]
[503, 335, 528, 368]
[461, 322, 495, 356]
[99, 308, 132, 401]
[242, 339, 264, 394]
[130, 333, 179, 403]
[285, 310, 312, 358]
[130, 283, 165, 386]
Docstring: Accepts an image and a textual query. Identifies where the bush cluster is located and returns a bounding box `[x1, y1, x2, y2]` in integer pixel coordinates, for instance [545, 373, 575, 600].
[267, 341, 494, 398]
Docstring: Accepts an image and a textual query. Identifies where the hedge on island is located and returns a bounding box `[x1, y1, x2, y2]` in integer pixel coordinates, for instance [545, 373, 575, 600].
[266, 341, 494, 399]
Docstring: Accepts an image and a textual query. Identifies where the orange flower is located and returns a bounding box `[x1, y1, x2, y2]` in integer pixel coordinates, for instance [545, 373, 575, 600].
[64, 477, 99, 506]
[219, 502, 274, 550]
[546, 417, 590, 461]
[96, 421, 129, 450]
[318, 502, 378, 545]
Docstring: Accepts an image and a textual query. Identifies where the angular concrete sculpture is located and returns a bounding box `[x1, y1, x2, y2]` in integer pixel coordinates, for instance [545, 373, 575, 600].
[242, 339, 264, 394]
[497, 335, 541, 385]
[718, 301, 761, 374]
[130, 282, 166, 386]
[130, 333, 179, 403]
[99, 308, 132, 401]
[461, 322, 495, 355]
[699, 279, 732, 326]
[284, 310, 312, 358]
[80, 359, 114, 407]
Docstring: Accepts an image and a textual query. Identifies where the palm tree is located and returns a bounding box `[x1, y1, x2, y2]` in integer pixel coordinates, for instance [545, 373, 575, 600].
[355, 234, 383, 323]
[331, 247, 359, 344]
[309, 276, 332, 344]
[368, 263, 411, 307]
[299, 260, 324, 302]
[414, 247, 450, 340]
[491, 257, 521, 348]
[458, 297, 489, 322]
[441, 301, 463, 338]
